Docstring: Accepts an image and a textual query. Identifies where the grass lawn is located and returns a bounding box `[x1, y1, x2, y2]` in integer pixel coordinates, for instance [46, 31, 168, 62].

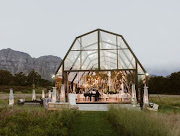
[149, 94, 180, 113]
[0, 93, 41, 108]
[69, 111, 119, 136]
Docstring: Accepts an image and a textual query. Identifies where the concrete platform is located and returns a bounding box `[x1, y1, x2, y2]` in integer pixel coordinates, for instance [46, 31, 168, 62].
[76, 101, 131, 104]
[77, 104, 141, 111]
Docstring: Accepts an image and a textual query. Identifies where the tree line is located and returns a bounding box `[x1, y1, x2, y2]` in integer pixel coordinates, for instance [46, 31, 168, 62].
[0, 69, 180, 94]
[0, 69, 52, 87]
[148, 71, 180, 94]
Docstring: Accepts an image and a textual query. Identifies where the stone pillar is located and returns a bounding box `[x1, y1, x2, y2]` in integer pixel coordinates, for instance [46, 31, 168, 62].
[9, 88, 14, 106]
[32, 89, 36, 101]
[60, 84, 65, 102]
[143, 84, 149, 106]
[42, 90, 45, 99]
[48, 90, 51, 98]
[52, 87, 57, 102]
[131, 84, 137, 106]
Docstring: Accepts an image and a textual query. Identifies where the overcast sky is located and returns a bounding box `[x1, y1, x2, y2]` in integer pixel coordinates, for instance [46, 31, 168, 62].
[0, 0, 180, 76]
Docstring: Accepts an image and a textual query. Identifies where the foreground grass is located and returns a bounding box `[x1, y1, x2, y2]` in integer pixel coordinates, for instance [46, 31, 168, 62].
[107, 106, 180, 136]
[0, 94, 179, 136]
[69, 111, 119, 136]
[0, 106, 79, 136]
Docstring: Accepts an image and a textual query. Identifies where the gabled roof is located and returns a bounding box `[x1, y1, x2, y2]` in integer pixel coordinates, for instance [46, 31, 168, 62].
[56, 29, 146, 78]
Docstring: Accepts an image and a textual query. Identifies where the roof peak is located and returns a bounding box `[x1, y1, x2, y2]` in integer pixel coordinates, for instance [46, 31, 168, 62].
[76, 29, 123, 39]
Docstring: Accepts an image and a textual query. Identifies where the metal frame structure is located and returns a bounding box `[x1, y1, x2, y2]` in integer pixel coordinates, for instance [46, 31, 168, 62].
[55, 29, 147, 105]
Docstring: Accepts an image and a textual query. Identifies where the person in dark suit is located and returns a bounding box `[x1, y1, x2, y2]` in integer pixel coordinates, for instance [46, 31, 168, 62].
[89, 92, 92, 101]
[95, 90, 101, 101]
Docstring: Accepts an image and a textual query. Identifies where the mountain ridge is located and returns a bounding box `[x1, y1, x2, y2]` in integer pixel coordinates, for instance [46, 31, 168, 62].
[0, 48, 62, 80]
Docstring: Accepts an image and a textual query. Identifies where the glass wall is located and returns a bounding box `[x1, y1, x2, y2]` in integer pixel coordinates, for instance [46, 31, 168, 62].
[56, 29, 146, 87]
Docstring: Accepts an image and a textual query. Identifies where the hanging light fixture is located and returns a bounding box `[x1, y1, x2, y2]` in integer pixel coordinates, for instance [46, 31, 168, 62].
[9, 88, 14, 106]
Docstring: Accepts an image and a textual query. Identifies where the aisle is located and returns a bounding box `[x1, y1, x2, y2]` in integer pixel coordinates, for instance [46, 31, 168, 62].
[68, 111, 119, 136]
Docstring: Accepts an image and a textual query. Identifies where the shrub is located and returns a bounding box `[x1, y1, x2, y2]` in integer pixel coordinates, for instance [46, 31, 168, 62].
[107, 106, 179, 136]
[0, 106, 79, 136]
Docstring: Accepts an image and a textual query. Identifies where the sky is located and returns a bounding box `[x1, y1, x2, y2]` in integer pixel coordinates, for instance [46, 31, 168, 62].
[0, 0, 180, 76]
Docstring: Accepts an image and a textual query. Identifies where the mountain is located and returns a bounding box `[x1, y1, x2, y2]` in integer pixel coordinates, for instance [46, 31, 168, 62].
[0, 48, 62, 80]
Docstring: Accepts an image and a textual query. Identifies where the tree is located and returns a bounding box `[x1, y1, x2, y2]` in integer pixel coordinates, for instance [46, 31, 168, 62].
[26, 69, 41, 88]
[148, 76, 168, 94]
[167, 71, 180, 93]
[0, 70, 13, 85]
[148, 71, 180, 95]
[14, 72, 27, 86]
[40, 79, 52, 87]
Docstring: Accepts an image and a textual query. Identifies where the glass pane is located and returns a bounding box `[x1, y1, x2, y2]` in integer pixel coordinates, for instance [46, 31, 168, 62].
[118, 49, 135, 69]
[56, 65, 62, 78]
[64, 51, 80, 70]
[79, 72, 85, 85]
[68, 72, 77, 82]
[81, 31, 98, 50]
[81, 50, 98, 70]
[71, 39, 81, 50]
[100, 31, 117, 49]
[74, 72, 79, 83]
[64, 59, 71, 70]
[117, 36, 128, 49]
[100, 41, 117, 49]
[137, 63, 145, 74]
[71, 55, 80, 70]
[82, 43, 98, 50]
[74, 72, 84, 84]
[100, 50, 117, 69]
